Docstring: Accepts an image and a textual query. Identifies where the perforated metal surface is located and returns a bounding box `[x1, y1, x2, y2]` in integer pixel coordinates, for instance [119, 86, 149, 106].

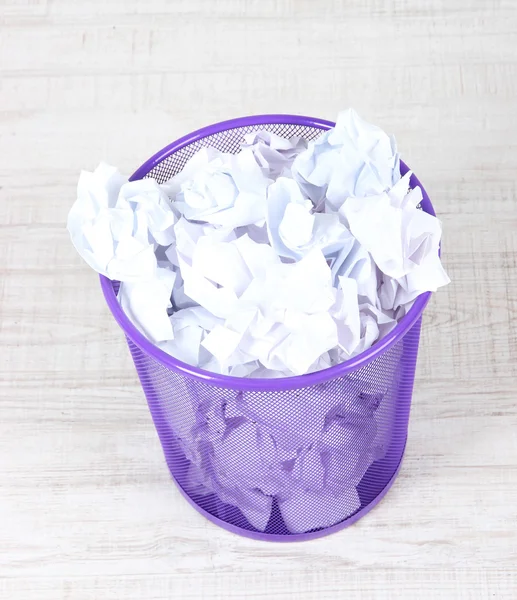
[144, 122, 323, 183]
[102, 116, 431, 541]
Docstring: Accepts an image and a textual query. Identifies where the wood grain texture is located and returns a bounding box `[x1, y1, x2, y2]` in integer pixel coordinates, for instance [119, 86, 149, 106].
[1, 0, 516, 598]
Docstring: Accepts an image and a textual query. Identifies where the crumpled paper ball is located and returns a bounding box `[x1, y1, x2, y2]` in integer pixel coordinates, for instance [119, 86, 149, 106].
[292, 108, 400, 211]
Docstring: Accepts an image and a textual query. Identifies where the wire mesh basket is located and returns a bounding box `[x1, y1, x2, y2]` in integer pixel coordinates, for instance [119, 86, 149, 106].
[100, 115, 434, 541]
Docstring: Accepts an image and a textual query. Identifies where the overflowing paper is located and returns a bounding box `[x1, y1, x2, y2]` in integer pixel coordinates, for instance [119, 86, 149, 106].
[67, 163, 178, 282]
[68, 109, 449, 378]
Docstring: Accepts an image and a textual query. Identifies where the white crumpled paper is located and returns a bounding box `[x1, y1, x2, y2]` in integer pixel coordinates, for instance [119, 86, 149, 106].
[68, 110, 449, 377]
[67, 163, 178, 282]
[242, 130, 307, 178]
[292, 108, 400, 211]
[172, 147, 271, 229]
[118, 266, 176, 344]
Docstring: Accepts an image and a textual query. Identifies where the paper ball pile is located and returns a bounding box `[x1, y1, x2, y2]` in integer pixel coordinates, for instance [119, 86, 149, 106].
[68, 109, 448, 378]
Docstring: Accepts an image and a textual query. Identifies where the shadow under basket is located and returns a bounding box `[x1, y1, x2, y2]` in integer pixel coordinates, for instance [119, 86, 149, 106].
[100, 114, 434, 542]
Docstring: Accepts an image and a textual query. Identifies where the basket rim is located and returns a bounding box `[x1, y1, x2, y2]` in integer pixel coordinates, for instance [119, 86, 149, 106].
[100, 113, 433, 391]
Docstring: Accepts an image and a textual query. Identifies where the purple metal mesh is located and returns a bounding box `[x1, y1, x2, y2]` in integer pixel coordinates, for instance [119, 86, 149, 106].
[100, 115, 434, 541]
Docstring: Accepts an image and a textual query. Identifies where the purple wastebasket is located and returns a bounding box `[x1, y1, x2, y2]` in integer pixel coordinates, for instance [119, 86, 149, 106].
[100, 115, 434, 542]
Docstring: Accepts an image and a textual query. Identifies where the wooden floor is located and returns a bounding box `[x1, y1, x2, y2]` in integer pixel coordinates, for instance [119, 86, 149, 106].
[1, 1, 516, 598]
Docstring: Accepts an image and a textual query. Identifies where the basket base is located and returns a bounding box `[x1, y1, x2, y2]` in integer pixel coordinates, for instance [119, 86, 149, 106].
[167, 444, 406, 542]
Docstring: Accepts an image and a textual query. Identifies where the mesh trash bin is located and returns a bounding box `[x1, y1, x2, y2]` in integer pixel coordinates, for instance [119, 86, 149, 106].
[100, 115, 434, 541]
